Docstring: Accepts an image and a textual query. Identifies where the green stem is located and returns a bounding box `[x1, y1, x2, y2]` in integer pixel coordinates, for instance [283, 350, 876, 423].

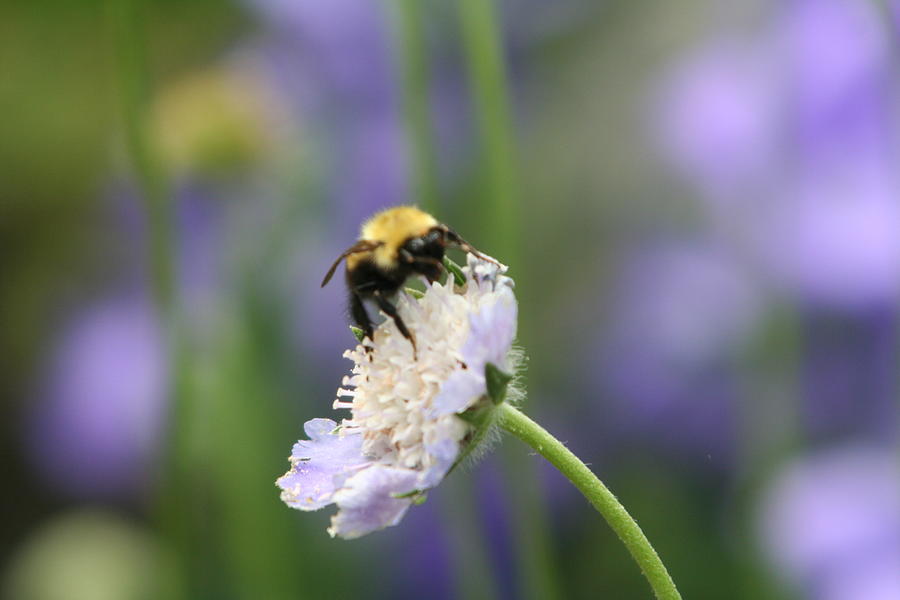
[458, 0, 516, 263]
[390, 0, 439, 214]
[497, 404, 682, 600]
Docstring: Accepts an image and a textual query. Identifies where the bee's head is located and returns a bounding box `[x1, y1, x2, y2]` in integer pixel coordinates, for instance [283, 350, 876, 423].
[402, 228, 446, 282]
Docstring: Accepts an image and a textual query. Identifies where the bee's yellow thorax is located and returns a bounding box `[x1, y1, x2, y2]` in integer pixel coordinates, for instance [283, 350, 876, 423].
[359, 206, 438, 268]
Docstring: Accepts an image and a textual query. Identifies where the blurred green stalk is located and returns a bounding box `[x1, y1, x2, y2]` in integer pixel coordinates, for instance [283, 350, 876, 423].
[458, 0, 516, 263]
[108, 2, 191, 598]
[109, 0, 173, 311]
[208, 307, 306, 600]
[457, 2, 562, 599]
[390, 0, 440, 213]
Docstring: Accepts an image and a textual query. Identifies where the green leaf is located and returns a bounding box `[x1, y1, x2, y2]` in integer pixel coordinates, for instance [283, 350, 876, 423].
[443, 256, 466, 286]
[350, 326, 366, 342]
[485, 362, 513, 405]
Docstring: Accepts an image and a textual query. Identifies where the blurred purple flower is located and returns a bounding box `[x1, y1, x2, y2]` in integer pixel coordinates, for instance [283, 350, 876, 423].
[653, 40, 777, 196]
[800, 308, 898, 443]
[246, 0, 395, 107]
[757, 169, 900, 310]
[781, 0, 891, 163]
[26, 294, 166, 498]
[23, 175, 227, 500]
[758, 445, 900, 598]
[653, 0, 900, 311]
[818, 550, 900, 600]
[599, 241, 762, 463]
[611, 242, 761, 365]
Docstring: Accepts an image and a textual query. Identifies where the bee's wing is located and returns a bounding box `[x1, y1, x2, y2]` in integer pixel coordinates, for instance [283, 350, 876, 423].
[321, 240, 382, 287]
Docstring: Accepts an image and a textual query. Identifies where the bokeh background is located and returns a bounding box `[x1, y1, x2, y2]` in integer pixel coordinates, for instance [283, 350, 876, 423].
[3, 0, 900, 599]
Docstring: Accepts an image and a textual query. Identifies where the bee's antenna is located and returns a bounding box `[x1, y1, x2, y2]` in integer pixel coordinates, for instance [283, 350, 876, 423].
[439, 226, 500, 266]
[321, 240, 382, 287]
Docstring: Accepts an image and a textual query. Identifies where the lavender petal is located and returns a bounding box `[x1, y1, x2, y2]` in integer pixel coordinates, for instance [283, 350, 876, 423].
[276, 419, 368, 511]
[328, 465, 419, 539]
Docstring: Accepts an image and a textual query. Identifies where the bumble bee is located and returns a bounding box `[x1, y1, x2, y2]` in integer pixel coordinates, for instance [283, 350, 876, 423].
[321, 206, 491, 354]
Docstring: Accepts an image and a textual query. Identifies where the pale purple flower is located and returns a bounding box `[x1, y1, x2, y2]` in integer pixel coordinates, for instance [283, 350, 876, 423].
[758, 445, 900, 597]
[277, 418, 368, 510]
[278, 255, 518, 538]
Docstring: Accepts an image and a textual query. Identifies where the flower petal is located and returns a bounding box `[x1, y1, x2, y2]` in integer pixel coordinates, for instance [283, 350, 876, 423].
[430, 289, 518, 420]
[276, 418, 368, 510]
[461, 290, 518, 372]
[328, 465, 419, 539]
[431, 370, 485, 417]
[420, 436, 460, 488]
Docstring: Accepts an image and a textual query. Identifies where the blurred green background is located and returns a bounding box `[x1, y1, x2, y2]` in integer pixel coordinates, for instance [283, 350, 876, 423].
[3, 0, 899, 599]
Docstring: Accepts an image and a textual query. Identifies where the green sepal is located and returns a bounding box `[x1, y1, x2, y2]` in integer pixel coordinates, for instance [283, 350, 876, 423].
[392, 489, 427, 506]
[443, 256, 466, 287]
[350, 326, 366, 343]
[392, 488, 421, 499]
[485, 362, 513, 405]
[445, 399, 497, 478]
[458, 403, 492, 426]
[404, 287, 425, 299]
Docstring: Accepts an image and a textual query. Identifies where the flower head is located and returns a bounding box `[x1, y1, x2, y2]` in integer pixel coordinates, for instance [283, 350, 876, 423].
[278, 254, 518, 538]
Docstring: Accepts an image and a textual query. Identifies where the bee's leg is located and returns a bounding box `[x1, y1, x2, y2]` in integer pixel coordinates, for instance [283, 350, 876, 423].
[372, 290, 417, 358]
[400, 248, 443, 270]
[400, 250, 444, 283]
[349, 291, 375, 352]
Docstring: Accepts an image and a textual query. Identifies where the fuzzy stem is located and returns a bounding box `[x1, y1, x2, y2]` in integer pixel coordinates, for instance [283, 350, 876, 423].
[497, 404, 682, 600]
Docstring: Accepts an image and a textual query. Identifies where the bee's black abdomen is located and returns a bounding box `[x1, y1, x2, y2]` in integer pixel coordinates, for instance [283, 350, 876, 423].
[346, 257, 408, 295]
[345, 257, 408, 343]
